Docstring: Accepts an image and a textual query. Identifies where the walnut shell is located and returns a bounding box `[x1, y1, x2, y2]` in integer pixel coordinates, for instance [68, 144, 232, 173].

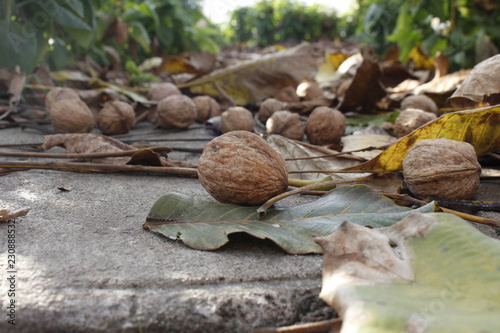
[221, 106, 254, 133]
[198, 131, 288, 205]
[257, 98, 287, 124]
[296, 81, 323, 100]
[305, 107, 346, 145]
[393, 108, 437, 138]
[193, 96, 221, 123]
[45, 87, 80, 111]
[50, 99, 94, 133]
[97, 100, 135, 135]
[266, 110, 305, 141]
[274, 86, 300, 103]
[148, 82, 181, 101]
[403, 138, 481, 200]
[401, 95, 438, 114]
[156, 95, 197, 129]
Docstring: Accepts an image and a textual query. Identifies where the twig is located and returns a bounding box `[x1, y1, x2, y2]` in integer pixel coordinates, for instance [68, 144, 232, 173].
[258, 174, 375, 217]
[0, 147, 173, 159]
[0, 160, 198, 178]
[249, 318, 341, 333]
[285, 146, 387, 161]
[378, 191, 500, 228]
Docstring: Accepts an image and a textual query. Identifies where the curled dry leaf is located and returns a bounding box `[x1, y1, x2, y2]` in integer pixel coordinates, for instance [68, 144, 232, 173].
[267, 135, 363, 181]
[448, 54, 500, 107]
[0, 207, 31, 222]
[316, 212, 500, 332]
[41, 133, 182, 167]
[179, 42, 319, 105]
[338, 47, 386, 113]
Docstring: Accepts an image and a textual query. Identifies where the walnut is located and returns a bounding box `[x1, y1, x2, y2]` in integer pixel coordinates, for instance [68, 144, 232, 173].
[193, 95, 221, 123]
[274, 86, 300, 103]
[393, 108, 437, 138]
[401, 95, 438, 114]
[266, 111, 305, 141]
[50, 99, 94, 133]
[305, 107, 346, 145]
[403, 138, 481, 200]
[257, 98, 287, 124]
[296, 80, 323, 100]
[221, 106, 254, 133]
[97, 100, 135, 135]
[148, 82, 181, 101]
[156, 95, 197, 129]
[197, 131, 288, 205]
[45, 87, 79, 111]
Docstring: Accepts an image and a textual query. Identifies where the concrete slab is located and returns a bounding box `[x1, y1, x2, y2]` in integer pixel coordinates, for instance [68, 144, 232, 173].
[0, 127, 498, 332]
[0, 127, 333, 333]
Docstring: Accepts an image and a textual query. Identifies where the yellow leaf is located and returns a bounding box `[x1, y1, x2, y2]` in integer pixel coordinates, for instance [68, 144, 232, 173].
[342, 105, 500, 172]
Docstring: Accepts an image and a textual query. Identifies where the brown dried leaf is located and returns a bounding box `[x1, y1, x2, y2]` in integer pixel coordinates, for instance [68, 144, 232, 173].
[448, 54, 500, 107]
[338, 47, 386, 113]
[42, 133, 167, 166]
[179, 42, 319, 105]
[266, 135, 364, 181]
[0, 207, 30, 222]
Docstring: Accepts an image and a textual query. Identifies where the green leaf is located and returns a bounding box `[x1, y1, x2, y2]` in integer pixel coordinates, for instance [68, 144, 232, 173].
[128, 21, 151, 53]
[143, 185, 437, 254]
[45, 1, 92, 31]
[317, 212, 500, 332]
[61, 0, 84, 17]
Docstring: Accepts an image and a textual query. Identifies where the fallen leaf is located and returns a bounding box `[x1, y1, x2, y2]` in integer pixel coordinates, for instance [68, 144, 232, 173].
[178, 42, 319, 105]
[266, 135, 363, 181]
[342, 132, 396, 160]
[338, 47, 386, 113]
[41, 133, 176, 166]
[448, 54, 500, 107]
[0, 207, 30, 221]
[342, 105, 500, 173]
[143, 185, 436, 254]
[316, 212, 500, 332]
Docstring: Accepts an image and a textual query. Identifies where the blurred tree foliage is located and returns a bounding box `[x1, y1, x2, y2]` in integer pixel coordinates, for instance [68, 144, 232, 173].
[352, 0, 499, 70]
[225, 0, 339, 46]
[1, 0, 498, 75]
[0, 0, 223, 73]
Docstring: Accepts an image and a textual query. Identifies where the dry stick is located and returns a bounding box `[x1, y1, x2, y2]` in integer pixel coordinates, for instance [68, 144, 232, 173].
[0, 161, 198, 178]
[285, 146, 385, 161]
[258, 174, 376, 217]
[0, 147, 173, 159]
[378, 191, 500, 228]
[249, 318, 341, 333]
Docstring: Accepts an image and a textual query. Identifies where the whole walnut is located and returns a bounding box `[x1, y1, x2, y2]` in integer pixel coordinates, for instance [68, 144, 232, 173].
[198, 131, 288, 205]
[97, 100, 135, 135]
[305, 107, 346, 145]
[45, 87, 80, 111]
[148, 82, 181, 101]
[403, 138, 481, 200]
[296, 80, 323, 100]
[401, 95, 438, 114]
[221, 106, 254, 133]
[156, 95, 197, 129]
[394, 108, 437, 138]
[266, 111, 305, 141]
[193, 95, 221, 123]
[50, 99, 94, 133]
[274, 86, 300, 103]
[257, 98, 287, 124]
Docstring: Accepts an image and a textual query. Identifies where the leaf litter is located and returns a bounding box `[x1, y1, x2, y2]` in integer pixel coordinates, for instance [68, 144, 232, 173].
[2, 41, 500, 333]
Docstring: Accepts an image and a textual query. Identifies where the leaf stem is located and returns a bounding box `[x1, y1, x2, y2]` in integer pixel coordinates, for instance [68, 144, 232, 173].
[258, 174, 375, 217]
